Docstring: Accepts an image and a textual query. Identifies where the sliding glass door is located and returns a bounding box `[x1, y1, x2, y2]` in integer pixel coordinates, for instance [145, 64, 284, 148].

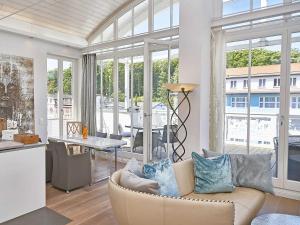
[225, 35, 282, 180]
[225, 29, 300, 191]
[47, 57, 74, 137]
[285, 31, 300, 190]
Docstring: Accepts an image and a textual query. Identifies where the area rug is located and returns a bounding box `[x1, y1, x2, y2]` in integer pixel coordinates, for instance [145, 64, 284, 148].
[2, 207, 71, 225]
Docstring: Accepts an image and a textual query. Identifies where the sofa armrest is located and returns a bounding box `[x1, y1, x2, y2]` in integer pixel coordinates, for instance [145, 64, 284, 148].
[108, 176, 235, 225]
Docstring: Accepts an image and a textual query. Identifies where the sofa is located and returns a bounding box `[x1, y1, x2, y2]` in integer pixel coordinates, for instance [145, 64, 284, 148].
[108, 159, 266, 225]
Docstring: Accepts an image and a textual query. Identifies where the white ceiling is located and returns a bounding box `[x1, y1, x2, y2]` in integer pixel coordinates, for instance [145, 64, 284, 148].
[0, 0, 131, 48]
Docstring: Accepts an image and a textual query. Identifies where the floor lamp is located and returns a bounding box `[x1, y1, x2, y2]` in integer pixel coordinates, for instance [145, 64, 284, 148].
[164, 83, 198, 162]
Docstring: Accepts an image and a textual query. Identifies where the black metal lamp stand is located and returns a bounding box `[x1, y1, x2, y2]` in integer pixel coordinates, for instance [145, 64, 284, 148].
[164, 83, 197, 162]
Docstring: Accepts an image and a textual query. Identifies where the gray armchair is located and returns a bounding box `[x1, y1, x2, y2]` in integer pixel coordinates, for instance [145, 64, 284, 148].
[50, 142, 91, 193]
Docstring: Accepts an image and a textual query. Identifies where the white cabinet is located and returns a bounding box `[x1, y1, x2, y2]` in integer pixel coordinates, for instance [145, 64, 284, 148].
[0, 145, 46, 223]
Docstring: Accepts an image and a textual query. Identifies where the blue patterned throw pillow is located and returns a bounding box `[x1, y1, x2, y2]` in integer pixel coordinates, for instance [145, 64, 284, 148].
[192, 152, 234, 194]
[143, 159, 180, 197]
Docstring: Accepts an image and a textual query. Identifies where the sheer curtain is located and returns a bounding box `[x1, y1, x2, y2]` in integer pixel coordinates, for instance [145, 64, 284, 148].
[81, 54, 97, 136]
[209, 30, 225, 153]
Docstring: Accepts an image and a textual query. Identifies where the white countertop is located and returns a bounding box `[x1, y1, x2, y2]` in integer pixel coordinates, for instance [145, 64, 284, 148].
[0, 140, 45, 153]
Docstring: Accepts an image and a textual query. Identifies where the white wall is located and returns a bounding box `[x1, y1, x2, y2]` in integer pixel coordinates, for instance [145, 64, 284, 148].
[179, 0, 213, 157]
[0, 31, 82, 142]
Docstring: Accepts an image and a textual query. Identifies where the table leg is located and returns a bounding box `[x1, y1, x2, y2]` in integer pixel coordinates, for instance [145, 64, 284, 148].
[115, 147, 117, 171]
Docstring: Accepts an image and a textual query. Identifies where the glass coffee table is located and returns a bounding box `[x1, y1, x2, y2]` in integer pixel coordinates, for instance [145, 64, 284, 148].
[252, 214, 300, 225]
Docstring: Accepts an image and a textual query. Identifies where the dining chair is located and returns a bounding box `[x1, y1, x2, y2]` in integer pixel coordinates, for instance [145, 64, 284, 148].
[50, 141, 91, 193]
[96, 132, 108, 138]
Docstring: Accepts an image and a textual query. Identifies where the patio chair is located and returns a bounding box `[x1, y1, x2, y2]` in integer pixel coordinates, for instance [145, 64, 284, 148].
[118, 124, 131, 137]
[162, 125, 178, 144]
[133, 132, 166, 159]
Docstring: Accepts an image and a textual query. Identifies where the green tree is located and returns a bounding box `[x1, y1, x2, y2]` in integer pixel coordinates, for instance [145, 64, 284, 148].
[47, 69, 58, 94]
[63, 67, 72, 95]
[227, 48, 300, 68]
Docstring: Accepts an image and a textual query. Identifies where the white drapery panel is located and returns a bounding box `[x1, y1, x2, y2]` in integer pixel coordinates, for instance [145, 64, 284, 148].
[209, 30, 226, 153]
[81, 54, 97, 136]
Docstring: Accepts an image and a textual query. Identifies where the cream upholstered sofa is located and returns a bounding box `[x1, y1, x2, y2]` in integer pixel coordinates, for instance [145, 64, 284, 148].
[108, 159, 266, 225]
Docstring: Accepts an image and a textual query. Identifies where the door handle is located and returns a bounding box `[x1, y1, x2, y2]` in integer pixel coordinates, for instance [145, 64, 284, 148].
[280, 115, 284, 126]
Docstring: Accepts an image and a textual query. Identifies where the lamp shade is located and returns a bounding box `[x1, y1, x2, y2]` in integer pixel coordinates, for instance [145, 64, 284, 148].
[163, 83, 198, 92]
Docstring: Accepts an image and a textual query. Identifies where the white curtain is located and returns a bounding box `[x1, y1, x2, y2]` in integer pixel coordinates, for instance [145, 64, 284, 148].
[209, 29, 226, 153]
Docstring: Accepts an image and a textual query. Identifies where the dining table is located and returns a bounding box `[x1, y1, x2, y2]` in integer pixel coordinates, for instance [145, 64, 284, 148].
[48, 135, 127, 183]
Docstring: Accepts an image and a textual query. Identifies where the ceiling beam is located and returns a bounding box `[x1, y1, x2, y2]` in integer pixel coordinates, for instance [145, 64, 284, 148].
[83, 27, 179, 54]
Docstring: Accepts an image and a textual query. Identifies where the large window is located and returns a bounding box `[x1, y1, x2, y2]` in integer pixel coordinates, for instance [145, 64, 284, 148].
[91, 0, 180, 45]
[223, 0, 283, 16]
[134, 1, 148, 35]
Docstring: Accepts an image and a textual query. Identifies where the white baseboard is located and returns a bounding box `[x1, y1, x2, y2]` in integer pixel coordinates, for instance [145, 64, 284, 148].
[274, 187, 300, 200]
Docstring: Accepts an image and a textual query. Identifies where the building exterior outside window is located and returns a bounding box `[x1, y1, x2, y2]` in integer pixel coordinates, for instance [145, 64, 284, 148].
[274, 78, 280, 87]
[290, 77, 297, 86]
[243, 79, 248, 88]
[231, 96, 247, 108]
[259, 96, 280, 108]
[259, 78, 266, 88]
[230, 80, 237, 88]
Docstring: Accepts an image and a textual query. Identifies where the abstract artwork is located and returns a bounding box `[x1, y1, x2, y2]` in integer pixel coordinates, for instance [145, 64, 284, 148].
[0, 54, 34, 135]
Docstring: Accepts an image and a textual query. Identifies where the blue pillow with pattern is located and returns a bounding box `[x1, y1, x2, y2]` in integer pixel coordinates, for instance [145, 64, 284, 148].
[143, 158, 180, 197]
[192, 152, 234, 194]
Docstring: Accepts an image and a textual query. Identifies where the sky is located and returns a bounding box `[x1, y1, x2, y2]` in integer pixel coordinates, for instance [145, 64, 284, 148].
[223, 0, 283, 15]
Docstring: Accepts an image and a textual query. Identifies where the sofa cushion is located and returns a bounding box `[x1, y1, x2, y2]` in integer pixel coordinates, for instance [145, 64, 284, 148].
[123, 158, 144, 177]
[184, 187, 266, 225]
[192, 152, 234, 194]
[120, 170, 160, 195]
[144, 159, 180, 197]
[173, 159, 195, 196]
[203, 149, 274, 193]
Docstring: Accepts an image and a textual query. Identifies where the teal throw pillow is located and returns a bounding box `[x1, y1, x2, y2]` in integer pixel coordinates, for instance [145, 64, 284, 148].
[143, 158, 180, 197]
[192, 152, 234, 194]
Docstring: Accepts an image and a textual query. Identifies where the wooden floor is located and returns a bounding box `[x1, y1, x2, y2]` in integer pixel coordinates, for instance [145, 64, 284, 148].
[46, 158, 300, 225]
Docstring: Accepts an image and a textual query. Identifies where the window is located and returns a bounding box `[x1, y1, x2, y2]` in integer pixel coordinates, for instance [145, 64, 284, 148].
[274, 78, 280, 87]
[223, 0, 283, 16]
[259, 79, 266, 88]
[231, 96, 247, 107]
[259, 96, 280, 108]
[243, 79, 248, 88]
[118, 10, 133, 38]
[154, 0, 171, 30]
[134, 1, 148, 35]
[291, 96, 300, 109]
[230, 80, 237, 88]
[102, 24, 114, 42]
[172, 0, 179, 27]
[290, 77, 297, 86]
